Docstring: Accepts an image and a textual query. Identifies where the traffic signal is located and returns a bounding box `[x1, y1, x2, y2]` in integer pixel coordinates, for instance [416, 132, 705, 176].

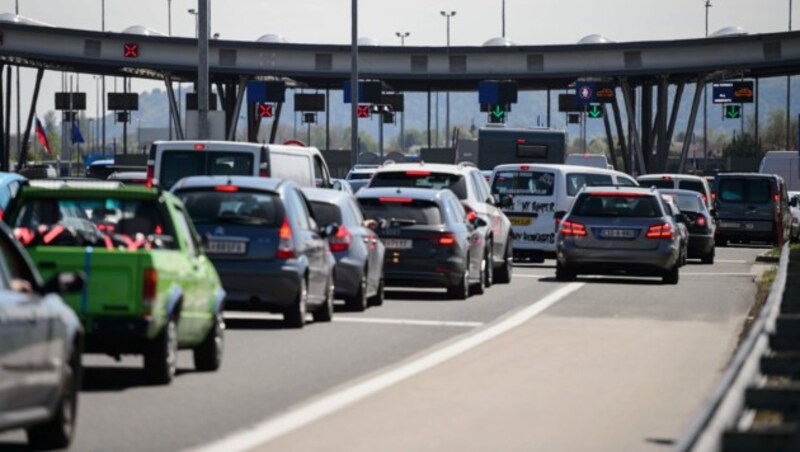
[587, 104, 604, 119]
[357, 105, 371, 119]
[258, 103, 274, 118]
[724, 104, 742, 120]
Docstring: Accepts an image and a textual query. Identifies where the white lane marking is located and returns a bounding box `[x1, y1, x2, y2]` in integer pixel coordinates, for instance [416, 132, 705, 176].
[195, 282, 585, 452]
[681, 272, 753, 276]
[514, 274, 549, 279]
[333, 317, 483, 328]
[714, 259, 748, 264]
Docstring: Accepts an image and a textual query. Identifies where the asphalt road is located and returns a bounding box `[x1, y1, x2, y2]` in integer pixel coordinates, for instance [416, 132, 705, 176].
[0, 247, 767, 451]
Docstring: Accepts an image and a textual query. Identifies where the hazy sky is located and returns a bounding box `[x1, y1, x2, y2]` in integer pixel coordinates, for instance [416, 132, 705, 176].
[0, 0, 793, 132]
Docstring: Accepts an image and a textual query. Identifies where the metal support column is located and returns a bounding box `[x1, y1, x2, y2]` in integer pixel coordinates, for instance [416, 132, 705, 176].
[164, 74, 184, 140]
[427, 88, 432, 150]
[227, 77, 248, 141]
[122, 77, 128, 155]
[640, 82, 653, 172]
[18, 68, 44, 168]
[269, 102, 283, 144]
[325, 87, 330, 150]
[678, 76, 706, 174]
[546, 89, 551, 128]
[665, 82, 686, 149]
[621, 78, 646, 176]
[601, 104, 618, 170]
[755, 78, 760, 153]
[197, 0, 210, 140]
[3, 66, 10, 170]
[656, 77, 669, 172]
[611, 96, 629, 174]
[0, 65, 5, 172]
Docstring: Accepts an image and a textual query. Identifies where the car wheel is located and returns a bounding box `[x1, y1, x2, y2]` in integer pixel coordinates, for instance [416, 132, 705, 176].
[313, 276, 335, 323]
[345, 271, 368, 312]
[27, 345, 81, 450]
[484, 243, 494, 288]
[368, 278, 385, 307]
[702, 253, 715, 265]
[555, 262, 576, 282]
[284, 279, 308, 328]
[144, 317, 178, 385]
[471, 256, 487, 296]
[193, 311, 224, 372]
[663, 265, 680, 285]
[447, 269, 469, 300]
[494, 241, 513, 284]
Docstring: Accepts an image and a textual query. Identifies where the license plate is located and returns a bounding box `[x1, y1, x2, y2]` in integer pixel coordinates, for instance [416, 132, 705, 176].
[509, 217, 533, 227]
[599, 228, 636, 239]
[207, 240, 247, 255]
[383, 238, 412, 250]
[719, 221, 740, 229]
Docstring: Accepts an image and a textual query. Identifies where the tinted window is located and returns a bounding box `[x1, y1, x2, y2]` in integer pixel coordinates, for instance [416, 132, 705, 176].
[492, 171, 555, 196]
[679, 180, 707, 196]
[572, 194, 662, 218]
[159, 150, 254, 188]
[177, 190, 282, 227]
[719, 178, 772, 203]
[348, 173, 373, 180]
[370, 172, 468, 200]
[308, 202, 342, 227]
[360, 198, 443, 225]
[666, 194, 704, 213]
[617, 177, 638, 187]
[566, 173, 614, 196]
[638, 179, 674, 189]
[208, 153, 254, 177]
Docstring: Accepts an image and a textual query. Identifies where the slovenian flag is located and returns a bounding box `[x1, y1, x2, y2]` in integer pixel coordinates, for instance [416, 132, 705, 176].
[35, 116, 52, 155]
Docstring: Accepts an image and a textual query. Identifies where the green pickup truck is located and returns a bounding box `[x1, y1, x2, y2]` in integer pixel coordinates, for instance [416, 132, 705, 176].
[5, 183, 226, 384]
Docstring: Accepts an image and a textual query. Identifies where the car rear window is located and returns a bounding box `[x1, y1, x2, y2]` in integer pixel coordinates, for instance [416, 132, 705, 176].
[359, 198, 443, 225]
[666, 194, 704, 213]
[347, 173, 373, 180]
[566, 173, 614, 196]
[638, 179, 674, 190]
[10, 197, 175, 249]
[177, 190, 282, 227]
[491, 171, 555, 196]
[718, 178, 772, 203]
[160, 151, 255, 189]
[308, 201, 342, 226]
[678, 180, 706, 196]
[572, 194, 662, 218]
[369, 172, 467, 200]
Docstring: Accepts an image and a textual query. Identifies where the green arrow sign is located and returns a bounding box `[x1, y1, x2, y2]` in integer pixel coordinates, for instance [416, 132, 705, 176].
[725, 105, 741, 119]
[491, 105, 505, 119]
[587, 105, 603, 119]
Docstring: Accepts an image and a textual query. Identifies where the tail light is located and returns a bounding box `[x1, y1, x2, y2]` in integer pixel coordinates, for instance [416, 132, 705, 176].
[215, 185, 239, 192]
[329, 226, 352, 252]
[259, 168, 268, 177]
[696, 215, 707, 227]
[711, 192, 717, 201]
[561, 220, 587, 237]
[143, 268, 157, 317]
[146, 165, 155, 189]
[437, 232, 456, 246]
[463, 204, 477, 222]
[276, 216, 295, 259]
[646, 223, 674, 239]
[701, 194, 708, 204]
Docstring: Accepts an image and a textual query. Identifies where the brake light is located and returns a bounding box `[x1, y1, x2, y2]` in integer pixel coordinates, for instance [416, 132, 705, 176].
[646, 223, 673, 239]
[146, 165, 155, 188]
[463, 204, 477, 222]
[591, 192, 644, 197]
[711, 192, 717, 201]
[215, 185, 239, 192]
[520, 164, 530, 171]
[276, 216, 295, 259]
[438, 233, 456, 245]
[662, 175, 672, 181]
[194, 143, 206, 151]
[774, 194, 780, 203]
[379, 197, 413, 204]
[259, 168, 268, 177]
[696, 215, 707, 227]
[701, 194, 707, 204]
[329, 226, 352, 252]
[143, 268, 157, 317]
[406, 170, 431, 176]
[516, 138, 526, 144]
[561, 220, 587, 237]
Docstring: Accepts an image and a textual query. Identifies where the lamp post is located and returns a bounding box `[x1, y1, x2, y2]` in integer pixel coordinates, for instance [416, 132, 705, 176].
[350, 0, 359, 165]
[101, 0, 106, 155]
[396, 32, 409, 151]
[788, 0, 793, 150]
[502, 0, 506, 38]
[441, 11, 456, 148]
[703, 0, 711, 170]
[188, 8, 198, 38]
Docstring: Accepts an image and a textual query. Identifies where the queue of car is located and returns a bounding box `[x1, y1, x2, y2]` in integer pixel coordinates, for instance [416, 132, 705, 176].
[0, 141, 792, 449]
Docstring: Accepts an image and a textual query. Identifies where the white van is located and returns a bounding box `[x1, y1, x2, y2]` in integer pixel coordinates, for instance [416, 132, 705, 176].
[147, 141, 332, 189]
[759, 151, 800, 191]
[490, 164, 638, 261]
[565, 153, 613, 170]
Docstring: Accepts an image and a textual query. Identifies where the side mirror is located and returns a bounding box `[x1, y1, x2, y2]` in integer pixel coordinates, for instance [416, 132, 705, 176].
[332, 180, 343, 191]
[320, 223, 340, 238]
[362, 219, 379, 231]
[43, 272, 84, 295]
[498, 194, 513, 209]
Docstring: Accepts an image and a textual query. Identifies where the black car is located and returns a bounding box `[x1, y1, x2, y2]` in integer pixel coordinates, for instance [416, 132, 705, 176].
[0, 222, 85, 449]
[173, 176, 338, 328]
[304, 188, 386, 311]
[660, 189, 716, 264]
[357, 187, 486, 300]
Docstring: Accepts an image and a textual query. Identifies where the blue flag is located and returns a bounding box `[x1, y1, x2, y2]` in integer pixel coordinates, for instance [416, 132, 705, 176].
[71, 122, 85, 144]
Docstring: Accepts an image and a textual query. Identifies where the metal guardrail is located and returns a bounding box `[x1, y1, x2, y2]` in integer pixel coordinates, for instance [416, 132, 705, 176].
[675, 243, 798, 452]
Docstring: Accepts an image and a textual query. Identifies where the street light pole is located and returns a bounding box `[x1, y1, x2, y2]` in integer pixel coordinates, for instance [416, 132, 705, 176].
[788, 0, 793, 150]
[396, 32, 409, 151]
[15, 0, 20, 160]
[188, 9, 199, 38]
[101, 0, 106, 155]
[350, 0, 359, 166]
[502, 0, 506, 38]
[441, 11, 456, 148]
[197, 1, 210, 140]
[703, 0, 711, 170]
[167, 0, 173, 140]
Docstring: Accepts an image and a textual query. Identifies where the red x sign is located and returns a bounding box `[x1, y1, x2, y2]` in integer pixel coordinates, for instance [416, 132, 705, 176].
[258, 103, 273, 118]
[357, 105, 371, 119]
[123, 43, 139, 58]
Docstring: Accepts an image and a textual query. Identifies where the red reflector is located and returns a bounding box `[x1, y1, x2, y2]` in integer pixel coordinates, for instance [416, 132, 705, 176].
[194, 143, 206, 151]
[379, 197, 413, 204]
[464, 204, 477, 222]
[143, 268, 157, 314]
[711, 192, 717, 201]
[215, 185, 239, 192]
[520, 165, 530, 171]
[146, 166, 155, 188]
[405, 170, 431, 176]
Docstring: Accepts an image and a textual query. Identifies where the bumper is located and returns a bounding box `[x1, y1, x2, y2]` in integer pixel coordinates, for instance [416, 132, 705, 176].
[716, 220, 775, 242]
[334, 257, 365, 298]
[688, 234, 715, 257]
[383, 256, 466, 288]
[213, 260, 302, 311]
[557, 241, 679, 275]
[84, 316, 154, 354]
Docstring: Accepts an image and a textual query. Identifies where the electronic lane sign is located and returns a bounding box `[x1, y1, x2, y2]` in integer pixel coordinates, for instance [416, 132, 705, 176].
[558, 94, 583, 113]
[587, 105, 604, 119]
[575, 82, 616, 105]
[713, 81, 755, 104]
[356, 105, 371, 119]
[478, 81, 518, 106]
[258, 103, 274, 118]
[724, 104, 742, 120]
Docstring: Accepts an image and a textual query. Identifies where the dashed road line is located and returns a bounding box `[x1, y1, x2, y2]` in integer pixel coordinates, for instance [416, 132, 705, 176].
[334, 317, 484, 328]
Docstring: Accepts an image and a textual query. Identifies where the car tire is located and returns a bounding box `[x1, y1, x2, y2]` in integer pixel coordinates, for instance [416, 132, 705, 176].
[702, 247, 715, 265]
[312, 276, 334, 323]
[663, 265, 680, 285]
[193, 311, 224, 372]
[284, 279, 308, 328]
[368, 278, 385, 307]
[26, 345, 81, 450]
[484, 243, 494, 288]
[471, 256, 487, 296]
[555, 262, 576, 282]
[345, 272, 368, 312]
[144, 317, 178, 385]
[494, 242, 513, 284]
[447, 270, 469, 300]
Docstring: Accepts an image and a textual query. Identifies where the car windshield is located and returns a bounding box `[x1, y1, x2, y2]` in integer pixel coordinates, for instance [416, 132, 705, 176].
[308, 201, 342, 226]
[10, 197, 175, 249]
[572, 194, 662, 218]
[491, 171, 555, 196]
[369, 172, 467, 200]
[177, 189, 282, 227]
[718, 178, 772, 203]
[360, 198, 443, 225]
[159, 151, 255, 189]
